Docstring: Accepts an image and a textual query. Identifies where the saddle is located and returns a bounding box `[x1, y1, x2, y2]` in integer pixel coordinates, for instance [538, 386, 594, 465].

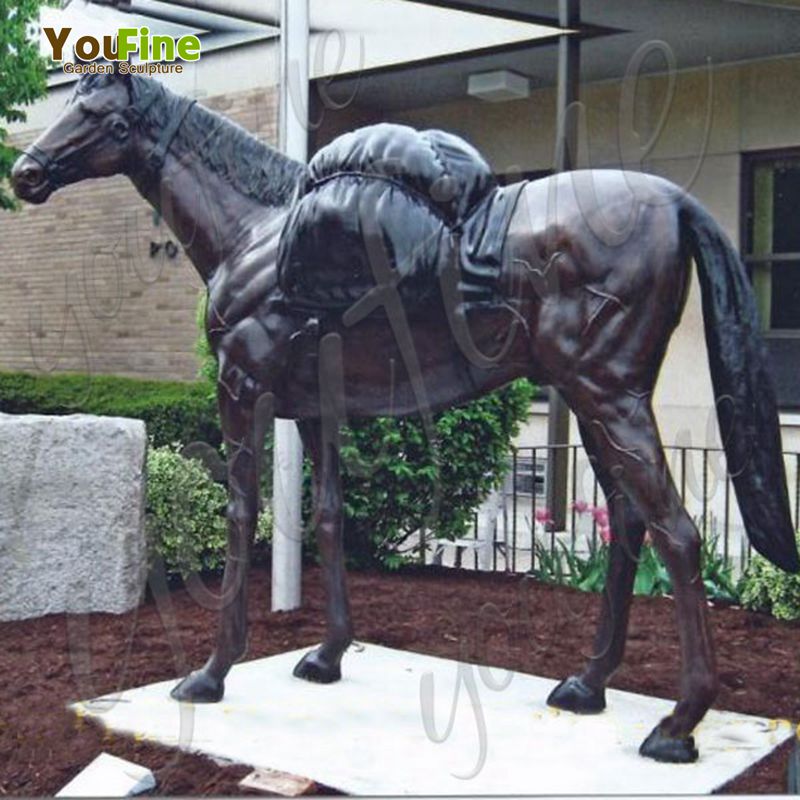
[277, 123, 525, 312]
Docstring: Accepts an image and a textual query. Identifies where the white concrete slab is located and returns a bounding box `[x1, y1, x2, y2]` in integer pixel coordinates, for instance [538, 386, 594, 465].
[72, 644, 794, 795]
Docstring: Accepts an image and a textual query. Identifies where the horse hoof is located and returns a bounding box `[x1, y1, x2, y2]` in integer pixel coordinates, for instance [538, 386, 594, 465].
[170, 669, 224, 703]
[293, 649, 341, 684]
[639, 725, 699, 763]
[547, 675, 606, 714]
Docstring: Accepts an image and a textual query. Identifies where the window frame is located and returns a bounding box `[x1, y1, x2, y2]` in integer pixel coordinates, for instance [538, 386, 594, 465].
[740, 148, 800, 408]
[740, 147, 800, 340]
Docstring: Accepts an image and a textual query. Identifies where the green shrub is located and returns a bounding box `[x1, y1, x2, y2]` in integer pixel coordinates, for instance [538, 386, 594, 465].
[531, 538, 609, 592]
[0, 370, 221, 449]
[634, 533, 737, 603]
[632, 544, 673, 597]
[146, 445, 271, 578]
[338, 379, 536, 569]
[529, 538, 672, 596]
[530, 531, 739, 603]
[698, 533, 739, 604]
[740, 534, 800, 620]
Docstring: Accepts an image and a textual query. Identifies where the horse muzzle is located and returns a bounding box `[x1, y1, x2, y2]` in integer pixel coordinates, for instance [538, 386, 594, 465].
[10, 152, 55, 204]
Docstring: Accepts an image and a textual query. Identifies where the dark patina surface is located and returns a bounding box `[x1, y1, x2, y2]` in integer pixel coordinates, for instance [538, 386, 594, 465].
[12, 68, 799, 764]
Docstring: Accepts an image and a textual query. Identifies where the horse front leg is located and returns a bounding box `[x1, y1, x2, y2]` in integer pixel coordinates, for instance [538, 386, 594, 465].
[293, 419, 353, 683]
[171, 394, 259, 702]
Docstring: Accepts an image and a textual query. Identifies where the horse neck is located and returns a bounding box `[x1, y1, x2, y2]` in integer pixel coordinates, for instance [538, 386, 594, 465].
[130, 153, 279, 283]
[125, 89, 303, 283]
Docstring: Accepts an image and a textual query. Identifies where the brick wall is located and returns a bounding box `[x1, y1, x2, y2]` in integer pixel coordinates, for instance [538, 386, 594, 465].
[0, 86, 278, 382]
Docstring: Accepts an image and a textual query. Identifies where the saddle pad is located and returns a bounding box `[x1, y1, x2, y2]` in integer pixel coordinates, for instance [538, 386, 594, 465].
[307, 123, 496, 227]
[277, 124, 525, 312]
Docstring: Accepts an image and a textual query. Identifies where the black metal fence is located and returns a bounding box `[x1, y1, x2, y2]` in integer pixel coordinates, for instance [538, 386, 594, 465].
[420, 444, 800, 576]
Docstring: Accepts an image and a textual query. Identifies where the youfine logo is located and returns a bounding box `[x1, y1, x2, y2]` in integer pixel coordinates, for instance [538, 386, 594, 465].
[44, 26, 202, 75]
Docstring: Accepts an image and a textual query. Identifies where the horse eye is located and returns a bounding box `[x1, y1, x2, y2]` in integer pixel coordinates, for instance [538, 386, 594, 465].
[110, 118, 130, 140]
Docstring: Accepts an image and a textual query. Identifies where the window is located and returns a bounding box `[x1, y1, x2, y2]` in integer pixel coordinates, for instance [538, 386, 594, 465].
[741, 149, 800, 407]
[510, 454, 546, 498]
[742, 150, 800, 331]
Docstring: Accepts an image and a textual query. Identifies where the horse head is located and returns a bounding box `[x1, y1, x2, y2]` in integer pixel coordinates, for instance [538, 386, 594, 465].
[11, 67, 187, 204]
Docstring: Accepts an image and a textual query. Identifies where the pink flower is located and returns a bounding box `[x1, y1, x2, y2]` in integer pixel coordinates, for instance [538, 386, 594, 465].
[591, 506, 609, 526]
[572, 500, 589, 514]
[599, 525, 613, 544]
[534, 507, 553, 525]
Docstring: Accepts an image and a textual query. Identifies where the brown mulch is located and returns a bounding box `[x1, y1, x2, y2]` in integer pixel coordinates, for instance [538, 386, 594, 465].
[1, 564, 799, 795]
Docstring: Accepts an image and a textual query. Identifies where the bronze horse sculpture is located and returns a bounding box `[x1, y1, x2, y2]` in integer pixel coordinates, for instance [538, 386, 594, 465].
[12, 70, 799, 765]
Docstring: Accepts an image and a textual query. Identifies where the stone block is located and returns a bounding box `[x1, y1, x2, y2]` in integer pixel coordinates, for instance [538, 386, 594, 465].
[0, 413, 147, 620]
[56, 753, 155, 797]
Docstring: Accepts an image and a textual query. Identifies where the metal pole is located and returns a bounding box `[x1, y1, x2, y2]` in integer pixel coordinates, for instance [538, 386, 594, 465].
[271, 0, 308, 612]
[554, 0, 580, 173]
[546, 0, 580, 532]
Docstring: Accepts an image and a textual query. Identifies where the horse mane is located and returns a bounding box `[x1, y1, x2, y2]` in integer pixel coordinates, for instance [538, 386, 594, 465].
[121, 74, 306, 207]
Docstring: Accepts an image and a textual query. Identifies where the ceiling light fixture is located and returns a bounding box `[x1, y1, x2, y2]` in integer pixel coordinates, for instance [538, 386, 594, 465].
[467, 69, 531, 102]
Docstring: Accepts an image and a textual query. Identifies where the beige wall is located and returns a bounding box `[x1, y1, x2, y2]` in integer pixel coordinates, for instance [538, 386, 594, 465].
[0, 86, 278, 381]
[384, 56, 800, 454]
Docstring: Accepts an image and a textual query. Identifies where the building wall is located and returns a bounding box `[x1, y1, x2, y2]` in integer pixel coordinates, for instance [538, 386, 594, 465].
[384, 55, 800, 455]
[4, 48, 800, 458]
[0, 85, 278, 381]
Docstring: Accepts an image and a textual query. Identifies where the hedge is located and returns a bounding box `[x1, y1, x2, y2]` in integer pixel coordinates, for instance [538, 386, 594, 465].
[336, 378, 535, 569]
[0, 371, 221, 449]
[740, 532, 800, 620]
[146, 444, 271, 578]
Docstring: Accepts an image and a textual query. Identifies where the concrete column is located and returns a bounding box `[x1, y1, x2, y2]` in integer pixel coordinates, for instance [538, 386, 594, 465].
[271, 0, 308, 612]
[271, 420, 304, 611]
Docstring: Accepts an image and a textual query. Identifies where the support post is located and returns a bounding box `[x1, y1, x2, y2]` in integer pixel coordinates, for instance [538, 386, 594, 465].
[546, 0, 580, 532]
[271, 0, 308, 612]
[476, 488, 501, 571]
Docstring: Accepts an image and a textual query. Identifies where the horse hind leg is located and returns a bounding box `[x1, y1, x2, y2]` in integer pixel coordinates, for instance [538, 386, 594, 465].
[564, 394, 717, 763]
[547, 421, 646, 715]
[292, 418, 353, 683]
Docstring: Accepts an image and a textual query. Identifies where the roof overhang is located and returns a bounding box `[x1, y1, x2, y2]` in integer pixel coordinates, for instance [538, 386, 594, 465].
[48, 0, 568, 84]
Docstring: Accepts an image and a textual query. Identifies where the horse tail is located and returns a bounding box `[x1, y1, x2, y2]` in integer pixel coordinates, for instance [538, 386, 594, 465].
[680, 196, 799, 572]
